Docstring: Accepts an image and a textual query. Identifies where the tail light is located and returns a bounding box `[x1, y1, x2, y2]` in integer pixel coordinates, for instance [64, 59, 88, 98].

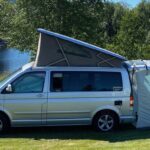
[130, 96, 134, 107]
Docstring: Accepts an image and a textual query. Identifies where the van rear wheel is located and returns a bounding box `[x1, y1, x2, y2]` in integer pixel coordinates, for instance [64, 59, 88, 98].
[93, 111, 118, 132]
[0, 114, 10, 133]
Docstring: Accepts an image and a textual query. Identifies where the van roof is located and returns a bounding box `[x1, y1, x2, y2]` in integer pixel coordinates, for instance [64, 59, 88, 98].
[35, 28, 126, 67]
[22, 62, 126, 72]
[38, 28, 126, 61]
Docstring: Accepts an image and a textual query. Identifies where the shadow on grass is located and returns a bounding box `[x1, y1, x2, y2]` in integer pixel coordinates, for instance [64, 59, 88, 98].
[0, 124, 150, 142]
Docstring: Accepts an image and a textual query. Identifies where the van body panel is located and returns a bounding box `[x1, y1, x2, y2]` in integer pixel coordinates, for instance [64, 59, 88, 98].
[0, 66, 133, 127]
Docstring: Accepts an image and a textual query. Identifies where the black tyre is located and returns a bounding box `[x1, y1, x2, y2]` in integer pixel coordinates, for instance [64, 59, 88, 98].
[0, 114, 10, 133]
[93, 111, 119, 132]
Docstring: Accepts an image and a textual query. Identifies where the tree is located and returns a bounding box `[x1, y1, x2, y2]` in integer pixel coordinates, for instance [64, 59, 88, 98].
[0, 0, 150, 59]
[0, 0, 15, 41]
[109, 0, 150, 59]
[9, 0, 104, 51]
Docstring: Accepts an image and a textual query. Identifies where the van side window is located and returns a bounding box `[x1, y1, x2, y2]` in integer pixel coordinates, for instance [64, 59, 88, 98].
[51, 72, 122, 92]
[94, 72, 122, 91]
[63, 72, 92, 91]
[11, 72, 46, 93]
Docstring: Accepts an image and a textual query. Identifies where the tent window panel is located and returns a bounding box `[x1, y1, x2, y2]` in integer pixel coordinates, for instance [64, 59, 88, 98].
[58, 39, 92, 58]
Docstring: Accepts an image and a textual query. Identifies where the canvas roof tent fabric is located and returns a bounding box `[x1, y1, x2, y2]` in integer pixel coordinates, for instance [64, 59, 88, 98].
[35, 28, 126, 67]
[123, 60, 150, 128]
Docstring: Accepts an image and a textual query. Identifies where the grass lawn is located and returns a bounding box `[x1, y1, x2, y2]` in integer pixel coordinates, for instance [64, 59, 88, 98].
[0, 125, 150, 150]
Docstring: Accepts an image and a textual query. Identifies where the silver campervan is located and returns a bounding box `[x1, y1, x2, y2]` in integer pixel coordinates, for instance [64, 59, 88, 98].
[0, 63, 135, 132]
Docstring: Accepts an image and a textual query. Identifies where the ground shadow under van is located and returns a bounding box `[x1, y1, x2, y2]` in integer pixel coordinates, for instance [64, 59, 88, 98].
[1, 124, 150, 143]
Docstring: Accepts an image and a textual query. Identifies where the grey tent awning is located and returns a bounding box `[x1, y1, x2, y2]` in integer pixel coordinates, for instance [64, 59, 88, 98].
[35, 28, 126, 67]
[123, 60, 150, 128]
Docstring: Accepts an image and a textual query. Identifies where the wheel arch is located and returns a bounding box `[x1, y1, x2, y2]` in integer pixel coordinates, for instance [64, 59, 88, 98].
[92, 107, 120, 125]
[0, 110, 11, 127]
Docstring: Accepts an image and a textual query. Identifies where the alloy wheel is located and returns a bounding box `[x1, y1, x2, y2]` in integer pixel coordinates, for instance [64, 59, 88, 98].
[98, 114, 114, 131]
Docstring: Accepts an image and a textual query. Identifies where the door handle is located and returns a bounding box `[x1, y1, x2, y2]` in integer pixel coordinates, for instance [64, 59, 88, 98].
[36, 94, 44, 98]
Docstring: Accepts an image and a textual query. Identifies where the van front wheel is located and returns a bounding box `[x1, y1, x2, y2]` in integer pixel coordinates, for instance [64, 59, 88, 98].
[93, 111, 118, 132]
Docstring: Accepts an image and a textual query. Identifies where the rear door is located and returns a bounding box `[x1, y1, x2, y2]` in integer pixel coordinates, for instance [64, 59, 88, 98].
[47, 71, 92, 125]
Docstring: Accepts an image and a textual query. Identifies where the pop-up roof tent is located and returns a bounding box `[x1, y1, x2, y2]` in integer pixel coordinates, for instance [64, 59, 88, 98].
[124, 60, 150, 128]
[35, 28, 126, 67]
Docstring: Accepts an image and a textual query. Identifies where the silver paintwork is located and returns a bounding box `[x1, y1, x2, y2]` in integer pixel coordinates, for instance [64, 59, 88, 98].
[0, 64, 135, 128]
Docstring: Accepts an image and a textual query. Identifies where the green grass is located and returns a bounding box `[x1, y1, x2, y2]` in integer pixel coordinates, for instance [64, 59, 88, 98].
[0, 125, 150, 150]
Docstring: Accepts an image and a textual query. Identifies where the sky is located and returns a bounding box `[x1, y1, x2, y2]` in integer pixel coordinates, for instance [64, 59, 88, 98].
[112, 0, 142, 7]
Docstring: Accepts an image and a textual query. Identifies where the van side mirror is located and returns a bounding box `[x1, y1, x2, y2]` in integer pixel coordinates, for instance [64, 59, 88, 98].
[6, 84, 12, 93]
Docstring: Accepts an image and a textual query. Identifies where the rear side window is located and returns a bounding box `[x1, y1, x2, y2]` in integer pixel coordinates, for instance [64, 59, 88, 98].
[94, 72, 122, 91]
[51, 71, 123, 92]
